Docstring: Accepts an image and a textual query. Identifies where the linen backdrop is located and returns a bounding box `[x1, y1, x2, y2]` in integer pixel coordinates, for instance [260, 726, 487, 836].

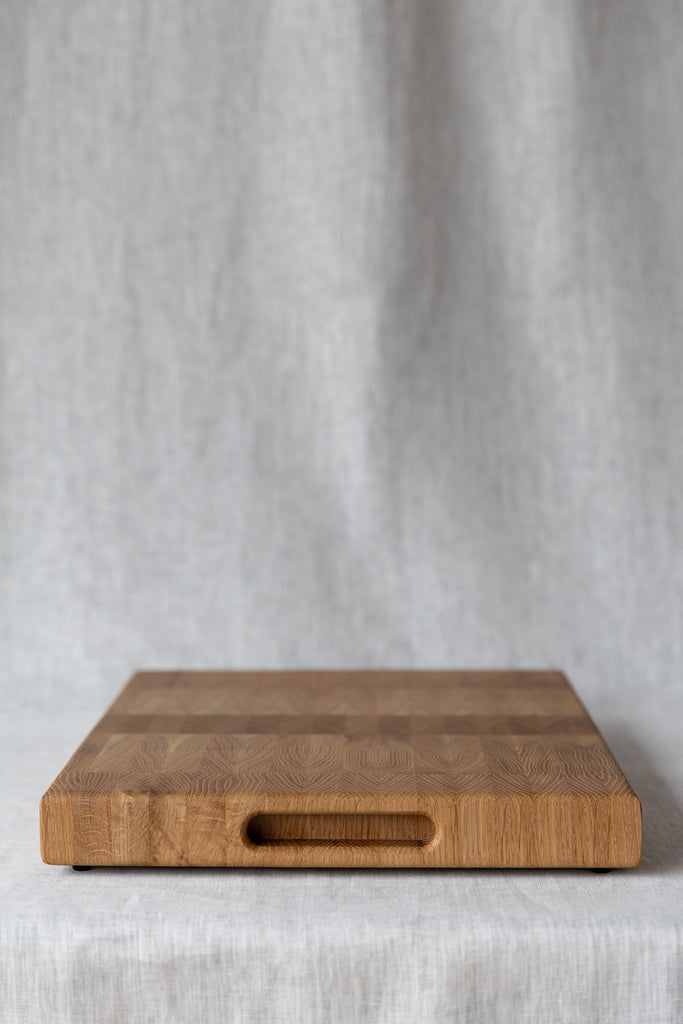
[1, 3, 683, 1022]
[2, 0, 681, 715]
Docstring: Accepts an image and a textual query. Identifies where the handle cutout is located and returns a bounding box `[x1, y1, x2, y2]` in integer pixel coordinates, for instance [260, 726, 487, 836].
[245, 813, 435, 847]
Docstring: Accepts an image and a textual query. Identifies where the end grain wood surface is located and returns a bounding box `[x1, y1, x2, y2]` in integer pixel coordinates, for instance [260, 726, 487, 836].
[40, 670, 641, 868]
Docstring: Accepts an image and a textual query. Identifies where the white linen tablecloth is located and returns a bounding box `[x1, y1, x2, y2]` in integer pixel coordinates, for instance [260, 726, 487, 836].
[2, 696, 681, 1024]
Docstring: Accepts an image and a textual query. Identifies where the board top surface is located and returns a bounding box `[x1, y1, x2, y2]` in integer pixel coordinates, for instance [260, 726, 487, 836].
[46, 669, 635, 799]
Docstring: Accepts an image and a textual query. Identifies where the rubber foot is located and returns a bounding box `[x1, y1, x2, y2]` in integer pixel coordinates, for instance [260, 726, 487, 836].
[72, 865, 92, 871]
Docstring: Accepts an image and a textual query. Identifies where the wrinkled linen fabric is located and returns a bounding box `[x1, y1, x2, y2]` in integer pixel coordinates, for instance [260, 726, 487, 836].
[2, 704, 682, 1024]
[1, 2, 682, 1021]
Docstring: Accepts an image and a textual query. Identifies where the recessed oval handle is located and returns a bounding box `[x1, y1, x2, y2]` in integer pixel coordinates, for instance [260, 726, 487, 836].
[245, 812, 436, 847]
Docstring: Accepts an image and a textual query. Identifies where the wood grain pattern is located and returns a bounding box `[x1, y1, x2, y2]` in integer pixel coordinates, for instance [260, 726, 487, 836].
[40, 670, 641, 868]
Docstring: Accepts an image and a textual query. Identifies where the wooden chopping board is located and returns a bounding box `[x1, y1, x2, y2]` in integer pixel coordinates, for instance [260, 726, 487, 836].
[40, 670, 641, 869]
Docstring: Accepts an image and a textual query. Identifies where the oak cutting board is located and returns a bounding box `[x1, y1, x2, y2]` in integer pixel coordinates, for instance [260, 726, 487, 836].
[40, 670, 641, 868]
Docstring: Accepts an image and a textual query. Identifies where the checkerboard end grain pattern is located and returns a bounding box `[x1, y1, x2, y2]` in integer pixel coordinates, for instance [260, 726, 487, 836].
[40, 670, 641, 868]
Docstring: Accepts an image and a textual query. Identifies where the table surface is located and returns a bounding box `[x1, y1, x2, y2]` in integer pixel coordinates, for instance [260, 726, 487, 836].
[3, 694, 683, 1024]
